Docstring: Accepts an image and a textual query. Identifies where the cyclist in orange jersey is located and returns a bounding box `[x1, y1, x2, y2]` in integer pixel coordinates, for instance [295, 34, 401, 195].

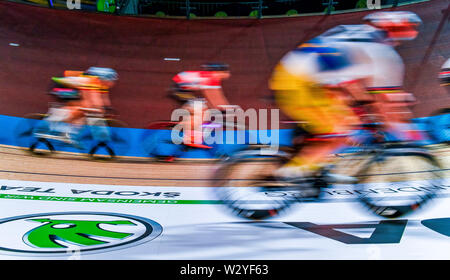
[43, 67, 118, 145]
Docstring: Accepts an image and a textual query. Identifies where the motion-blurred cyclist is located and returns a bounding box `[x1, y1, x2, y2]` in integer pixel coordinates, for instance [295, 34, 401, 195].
[171, 63, 237, 147]
[269, 11, 422, 178]
[41, 67, 118, 145]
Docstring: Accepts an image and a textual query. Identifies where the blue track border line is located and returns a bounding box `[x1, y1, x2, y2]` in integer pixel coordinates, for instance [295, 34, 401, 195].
[0, 114, 447, 158]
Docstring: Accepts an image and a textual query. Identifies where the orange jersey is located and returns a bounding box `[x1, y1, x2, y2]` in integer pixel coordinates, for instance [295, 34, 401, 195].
[52, 75, 106, 91]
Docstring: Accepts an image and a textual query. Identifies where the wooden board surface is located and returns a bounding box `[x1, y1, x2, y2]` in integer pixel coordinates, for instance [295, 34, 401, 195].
[0, 145, 448, 187]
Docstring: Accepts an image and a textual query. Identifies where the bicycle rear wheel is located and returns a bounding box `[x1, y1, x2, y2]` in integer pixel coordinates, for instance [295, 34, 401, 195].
[14, 113, 55, 156]
[355, 147, 444, 218]
[212, 149, 303, 220]
[142, 122, 183, 160]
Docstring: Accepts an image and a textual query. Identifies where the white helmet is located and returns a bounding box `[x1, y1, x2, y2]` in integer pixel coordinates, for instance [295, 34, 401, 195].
[363, 11, 422, 41]
[85, 67, 118, 81]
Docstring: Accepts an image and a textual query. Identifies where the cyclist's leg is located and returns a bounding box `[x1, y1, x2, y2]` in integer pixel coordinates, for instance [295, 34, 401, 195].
[373, 92, 420, 141]
[180, 99, 211, 148]
[50, 98, 85, 141]
[88, 90, 107, 114]
[283, 108, 353, 177]
[273, 77, 357, 177]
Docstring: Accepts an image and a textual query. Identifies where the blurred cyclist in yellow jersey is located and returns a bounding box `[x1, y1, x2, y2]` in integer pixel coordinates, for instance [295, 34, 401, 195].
[269, 11, 422, 178]
[44, 67, 118, 144]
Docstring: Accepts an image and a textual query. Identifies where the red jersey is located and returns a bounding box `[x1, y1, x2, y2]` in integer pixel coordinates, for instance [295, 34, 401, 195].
[172, 71, 221, 91]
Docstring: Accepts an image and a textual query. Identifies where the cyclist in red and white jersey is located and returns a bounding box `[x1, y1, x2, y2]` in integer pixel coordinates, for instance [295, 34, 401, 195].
[171, 63, 232, 111]
[171, 63, 235, 147]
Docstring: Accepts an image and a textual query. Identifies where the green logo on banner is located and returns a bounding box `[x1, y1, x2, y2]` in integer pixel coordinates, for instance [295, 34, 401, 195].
[25, 219, 135, 248]
[0, 212, 163, 255]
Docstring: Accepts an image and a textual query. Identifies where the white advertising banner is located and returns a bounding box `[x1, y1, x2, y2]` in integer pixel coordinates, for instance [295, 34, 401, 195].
[0, 178, 449, 260]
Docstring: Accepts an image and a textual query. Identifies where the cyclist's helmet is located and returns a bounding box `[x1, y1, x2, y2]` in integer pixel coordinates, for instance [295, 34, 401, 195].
[85, 67, 119, 81]
[201, 62, 229, 71]
[439, 58, 450, 86]
[363, 11, 422, 41]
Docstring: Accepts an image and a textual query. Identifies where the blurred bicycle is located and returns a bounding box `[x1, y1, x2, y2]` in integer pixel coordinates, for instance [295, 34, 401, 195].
[211, 102, 445, 220]
[14, 106, 130, 160]
[141, 110, 246, 162]
[14, 67, 130, 160]
[141, 63, 245, 161]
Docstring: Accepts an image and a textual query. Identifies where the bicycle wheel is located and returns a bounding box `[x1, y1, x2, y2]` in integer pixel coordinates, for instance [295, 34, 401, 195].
[355, 147, 444, 218]
[212, 148, 305, 220]
[14, 113, 55, 156]
[142, 122, 183, 160]
[87, 118, 130, 160]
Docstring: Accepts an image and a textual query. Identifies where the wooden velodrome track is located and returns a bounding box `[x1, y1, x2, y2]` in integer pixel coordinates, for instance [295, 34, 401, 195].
[0, 144, 448, 187]
[0, 145, 215, 186]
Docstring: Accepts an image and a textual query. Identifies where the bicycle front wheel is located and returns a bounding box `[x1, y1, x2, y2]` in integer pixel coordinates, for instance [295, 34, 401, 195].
[212, 149, 303, 220]
[355, 147, 444, 218]
[87, 118, 130, 160]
